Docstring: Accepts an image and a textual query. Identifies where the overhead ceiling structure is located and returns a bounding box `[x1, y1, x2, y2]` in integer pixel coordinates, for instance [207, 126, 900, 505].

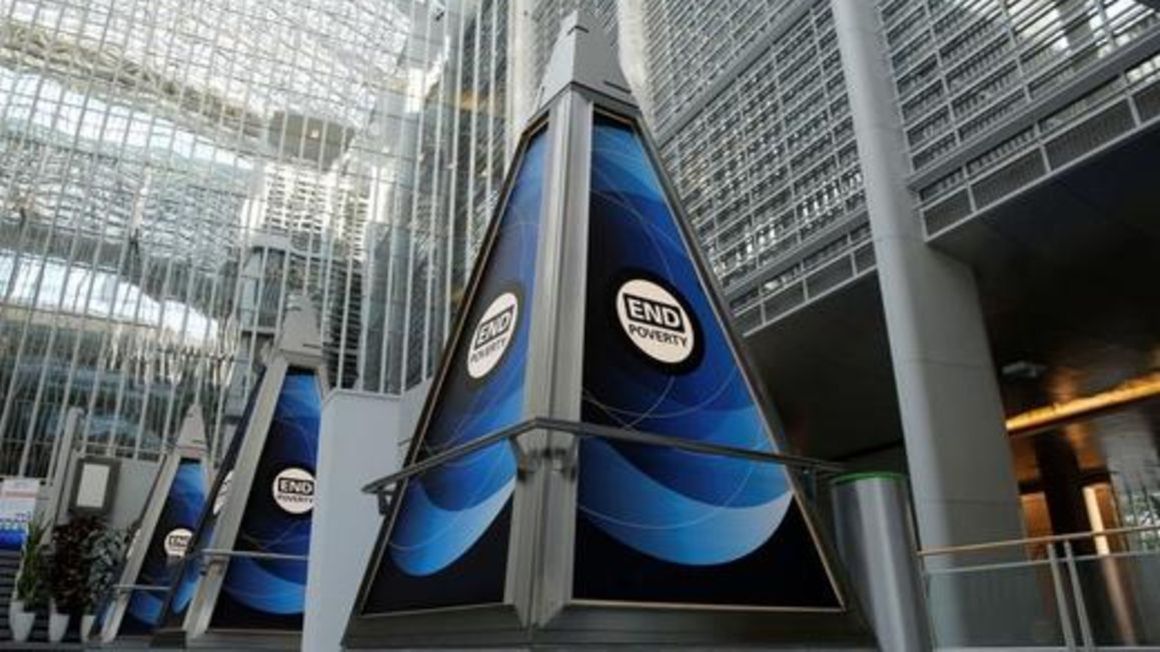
[0, 0, 418, 266]
[746, 92, 1160, 481]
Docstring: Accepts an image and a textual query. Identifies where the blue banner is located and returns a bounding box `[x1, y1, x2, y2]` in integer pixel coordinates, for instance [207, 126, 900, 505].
[359, 125, 548, 614]
[122, 458, 206, 635]
[210, 367, 321, 630]
[574, 113, 839, 608]
[156, 369, 264, 632]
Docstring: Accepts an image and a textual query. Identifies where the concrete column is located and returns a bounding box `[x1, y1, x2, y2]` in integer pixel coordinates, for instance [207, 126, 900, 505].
[1033, 432, 1094, 553]
[830, 1, 1025, 552]
[304, 390, 403, 652]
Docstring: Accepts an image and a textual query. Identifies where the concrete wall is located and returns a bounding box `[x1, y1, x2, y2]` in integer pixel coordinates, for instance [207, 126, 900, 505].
[105, 457, 161, 531]
[304, 390, 404, 652]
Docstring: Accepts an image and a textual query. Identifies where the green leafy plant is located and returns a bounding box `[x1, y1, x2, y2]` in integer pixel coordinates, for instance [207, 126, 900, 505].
[83, 524, 127, 613]
[14, 519, 48, 609]
[46, 516, 102, 614]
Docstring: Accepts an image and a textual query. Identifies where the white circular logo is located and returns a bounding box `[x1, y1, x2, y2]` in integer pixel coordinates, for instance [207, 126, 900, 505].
[466, 291, 519, 379]
[272, 467, 315, 515]
[163, 527, 193, 558]
[213, 470, 233, 516]
[615, 278, 696, 365]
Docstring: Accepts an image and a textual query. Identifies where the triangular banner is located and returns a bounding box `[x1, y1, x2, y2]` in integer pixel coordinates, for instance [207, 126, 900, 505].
[153, 370, 266, 636]
[208, 365, 322, 629]
[358, 124, 548, 614]
[345, 11, 857, 648]
[102, 407, 208, 640]
[574, 113, 841, 607]
[153, 303, 326, 647]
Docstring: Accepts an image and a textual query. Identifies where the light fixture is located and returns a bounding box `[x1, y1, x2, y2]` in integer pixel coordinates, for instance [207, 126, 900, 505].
[1006, 372, 1160, 436]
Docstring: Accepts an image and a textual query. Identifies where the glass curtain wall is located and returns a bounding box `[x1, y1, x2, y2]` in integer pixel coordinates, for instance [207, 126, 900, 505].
[364, 0, 511, 396]
[0, 0, 456, 474]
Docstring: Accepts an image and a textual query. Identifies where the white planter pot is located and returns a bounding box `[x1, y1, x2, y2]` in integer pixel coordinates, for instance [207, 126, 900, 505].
[47, 607, 69, 643]
[80, 613, 96, 642]
[9, 603, 34, 643]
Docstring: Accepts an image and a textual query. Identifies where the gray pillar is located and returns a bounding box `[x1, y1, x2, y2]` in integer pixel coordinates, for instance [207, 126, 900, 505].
[833, 473, 932, 652]
[830, 0, 1025, 551]
[1033, 432, 1093, 552]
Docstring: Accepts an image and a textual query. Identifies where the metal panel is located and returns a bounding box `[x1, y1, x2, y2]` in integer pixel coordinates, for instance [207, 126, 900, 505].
[922, 189, 972, 236]
[971, 150, 1046, 208]
[1044, 101, 1135, 168]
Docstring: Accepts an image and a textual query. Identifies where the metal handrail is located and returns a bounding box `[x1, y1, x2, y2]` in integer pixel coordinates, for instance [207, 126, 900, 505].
[200, 548, 308, 562]
[110, 551, 308, 594]
[113, 583, 170, 593]
[360, 416, 845, 496]
[916, 522, 1160, 557]
[917, 522, 1160, 649]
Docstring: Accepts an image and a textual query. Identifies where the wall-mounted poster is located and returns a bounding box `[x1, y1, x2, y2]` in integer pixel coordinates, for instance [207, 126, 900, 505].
[0, 478, 39, 550]
[575, 113, 842, 609]
[358, 125, 548, 615]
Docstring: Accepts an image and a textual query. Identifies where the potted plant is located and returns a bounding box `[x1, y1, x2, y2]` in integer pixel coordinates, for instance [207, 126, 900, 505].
[81, 524, 126, 642]
[9, 520, 47, 642]
[46, 516, 102, 643]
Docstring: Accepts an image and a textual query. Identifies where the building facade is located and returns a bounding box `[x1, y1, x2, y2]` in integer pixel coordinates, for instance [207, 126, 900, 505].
[3, 0, 1160, 574]
[634, 0, 1160, 556]
[0, 0, 468, 473]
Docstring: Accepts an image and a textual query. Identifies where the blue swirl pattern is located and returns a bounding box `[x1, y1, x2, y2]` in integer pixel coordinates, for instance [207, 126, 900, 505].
[211, 368, 321, 629]
[386, 130, 544, 577]
[122, 458, 207, 635]
[361, 127, 547, 614]
[156, 369, 264, 633]
[579, 115, 792, 566]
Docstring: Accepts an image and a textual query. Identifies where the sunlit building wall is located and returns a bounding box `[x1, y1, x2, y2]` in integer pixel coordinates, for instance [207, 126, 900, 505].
[0, 0, 440, 473]
[363, 0, 505, 395]
[641, 0, 1159, 333]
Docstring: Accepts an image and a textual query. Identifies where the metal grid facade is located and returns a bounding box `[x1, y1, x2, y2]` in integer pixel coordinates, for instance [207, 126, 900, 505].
[882, 0, 1160, 232]
[643, 0, 807, 136]
[640, 0, 1160, 334]
[648, 2, 869, 333]
[0, 0, 458, 474]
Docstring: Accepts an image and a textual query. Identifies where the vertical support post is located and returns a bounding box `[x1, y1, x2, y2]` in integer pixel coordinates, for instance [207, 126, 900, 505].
[832, 473, 932, 651]
[830, 1, 1024, 551]
[1062, 540, 1095, 651]
[1046, 543, 1079, 650]
[43, 407, 81, 528]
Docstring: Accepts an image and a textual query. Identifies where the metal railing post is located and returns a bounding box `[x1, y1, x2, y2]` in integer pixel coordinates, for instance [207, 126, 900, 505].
[1046, 543, 1078, 650]
[1062, 540, 1095, 651]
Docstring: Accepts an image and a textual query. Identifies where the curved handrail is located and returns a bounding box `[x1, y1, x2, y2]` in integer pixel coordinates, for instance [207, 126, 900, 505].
[359, 416, 846, 497]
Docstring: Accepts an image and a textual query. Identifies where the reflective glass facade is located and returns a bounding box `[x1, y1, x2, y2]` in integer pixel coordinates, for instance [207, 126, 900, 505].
[0, 0, 460, 473]
[4, 0, 1158, 485]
